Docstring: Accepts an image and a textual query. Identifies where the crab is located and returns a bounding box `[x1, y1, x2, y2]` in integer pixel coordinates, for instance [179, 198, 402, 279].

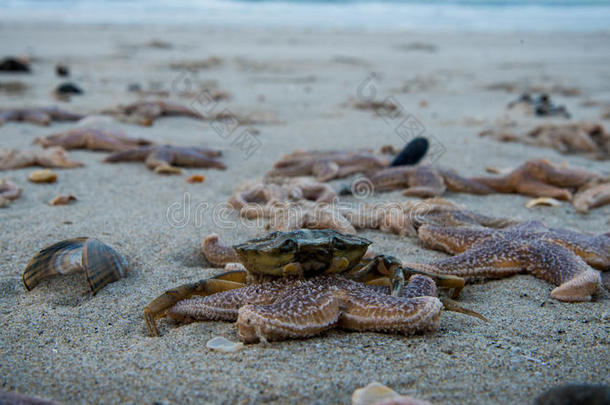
[143, 229, 477, 341]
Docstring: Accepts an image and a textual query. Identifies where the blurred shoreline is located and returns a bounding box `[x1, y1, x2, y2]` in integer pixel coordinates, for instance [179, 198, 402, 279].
[1, 0, 610, 32]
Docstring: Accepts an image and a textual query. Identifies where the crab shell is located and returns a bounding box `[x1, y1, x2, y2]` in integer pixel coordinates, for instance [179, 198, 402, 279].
[232, 229, 371, 277]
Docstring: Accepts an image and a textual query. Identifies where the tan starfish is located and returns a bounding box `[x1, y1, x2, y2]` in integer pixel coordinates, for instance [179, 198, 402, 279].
[0, 147, 83, 170]
[0, 178, 22, 207]
[342, 198, 516, 237]
[481, 122, 610, 159]
[408, 221, 607, 302]
[0, 106, 83, 126]
[351, 164, 495, 198]
[468, 159, 598, 201]
[229, 177, 337, 212]
[573, 179, 610, 213]
[34, 127, 153, 152]
[103, 145, 225, 174]
[267, 149, 390, 181]
[167, 273, 442, 343]
[103, 100, 203, 126]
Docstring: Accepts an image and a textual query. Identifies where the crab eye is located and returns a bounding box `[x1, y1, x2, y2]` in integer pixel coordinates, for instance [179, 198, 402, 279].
[279, 239, 297, 253]
[333, 237, 346, 250]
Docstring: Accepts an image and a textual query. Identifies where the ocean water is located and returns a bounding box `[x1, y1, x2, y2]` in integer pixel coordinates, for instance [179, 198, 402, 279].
[0, 0, 609, 31]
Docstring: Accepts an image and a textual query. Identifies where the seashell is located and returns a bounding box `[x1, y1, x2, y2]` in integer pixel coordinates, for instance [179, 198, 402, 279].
[525, 197, 562, 208]
[0, 179, 22, 201]
[352, 383, 431, 405]
[154, 163, 182, 175]
[206, 336, 244, 352]
[23, 237, 127, 295]
[28, 169, 57, 183]
[186, 174, 205, 183]
[49, 194, 77, 206]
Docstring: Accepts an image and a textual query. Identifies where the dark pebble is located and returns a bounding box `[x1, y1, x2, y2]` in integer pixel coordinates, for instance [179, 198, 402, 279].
[55, 82, 83, 95]
[0, 57, 30, 73]
[55, 64, 70, 77]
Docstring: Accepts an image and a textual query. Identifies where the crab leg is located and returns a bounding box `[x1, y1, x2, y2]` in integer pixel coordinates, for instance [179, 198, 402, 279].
[143, 270, 247, 337]
[349, 255, 465, 298]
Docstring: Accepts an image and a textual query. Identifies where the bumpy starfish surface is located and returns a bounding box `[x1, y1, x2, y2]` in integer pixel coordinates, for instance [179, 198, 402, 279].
[342, 198, 516, 236]
[167, 274, 442, 343]
[229, 177, 337, 213]
[267, 149, 390, 181]
[0, 147, 83, 170]
[0, 106, 84, 126]
[573, 180, 610, 213]
[409, 221, 608, 301]
[34, 128, 153, 152]
[351, 164, 495, 198]
[481, 122, 609, 160]
[103, 144, 225, 174]
[103, 100, 203, 126]
[468, 159, 598, 201]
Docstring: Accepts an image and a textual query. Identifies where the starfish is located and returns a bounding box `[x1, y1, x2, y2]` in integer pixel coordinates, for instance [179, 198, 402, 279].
[480, 122, 609, 160]
[342, 198, 516, 237]
[229, 177, 337, 211]
[167, 273, 442, 343]
[468, 159, 598, 201]
[0, 106, 84, 126]
[34, 127, 153, 152]
[102, 100, 203, 126]
[103, 145, 225, 174]
[573, 179, 610, 213]
[267, 149, 390, 181]
[350, 164, 495, 198]
[407, 221, 607, 302]
[0, 147, 83, 170]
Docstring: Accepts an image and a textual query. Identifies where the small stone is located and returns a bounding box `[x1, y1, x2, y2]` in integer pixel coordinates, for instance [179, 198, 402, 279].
[49, 194, 77, 206]
[28, 169, 58, 183]
[186, 174, 205, 183]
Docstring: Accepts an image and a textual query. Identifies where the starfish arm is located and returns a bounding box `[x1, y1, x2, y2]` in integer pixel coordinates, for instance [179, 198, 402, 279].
[22, 110, 51, 126]
[547, 228, 610, 270]
[201, 234, 239, 267]
[402, 166, 446, 197]
[35, 131, 87, 149]
[312, 160, 340, 181]
[440, 169, 495, 195]
[417, 224, 495, 254]
[401, 274, 437, 298]
[236, 281, 341, 343]
[34, 147, 83, 168]
[515, 179, 573, 200]
[521, 240, 601, 301]
[573, 182, 610, 213]
[103, 147, 153, 163]
[337, 286, 441, 335]
[171, 149, 227, 170]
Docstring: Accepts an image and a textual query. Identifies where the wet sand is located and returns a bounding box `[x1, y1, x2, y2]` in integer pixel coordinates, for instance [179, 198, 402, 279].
[0, 23, 609, 404]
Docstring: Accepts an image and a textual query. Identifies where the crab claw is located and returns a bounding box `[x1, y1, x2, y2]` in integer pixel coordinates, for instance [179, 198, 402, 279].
[143, 270, 246, 337]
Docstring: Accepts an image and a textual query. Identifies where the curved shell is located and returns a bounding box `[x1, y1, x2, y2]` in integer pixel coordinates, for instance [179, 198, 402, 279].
[23, 237, 127, 295]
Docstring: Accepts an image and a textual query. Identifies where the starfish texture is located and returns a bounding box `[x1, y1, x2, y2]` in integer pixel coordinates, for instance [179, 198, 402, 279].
[103, 100, 203, 126]
[573, 179, 610, 213]
[34, 127, 153, 152]
[481, 122, 609, 160]
[468, 159, 598, 201]
[342, 198, 516, 237]
[351, 164, 495, 198]
[267, 149, 390, 181]
[229, 177, 337, 212]
[409, 221, 607, 302]
[167, 274, 442, 343]
[103, 144, 225, 174]
[0, 147, 83, 170]
[0, 106, 83, 126]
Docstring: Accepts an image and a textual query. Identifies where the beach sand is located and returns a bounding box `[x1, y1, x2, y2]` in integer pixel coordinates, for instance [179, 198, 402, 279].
[0, 23, 609, 404]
